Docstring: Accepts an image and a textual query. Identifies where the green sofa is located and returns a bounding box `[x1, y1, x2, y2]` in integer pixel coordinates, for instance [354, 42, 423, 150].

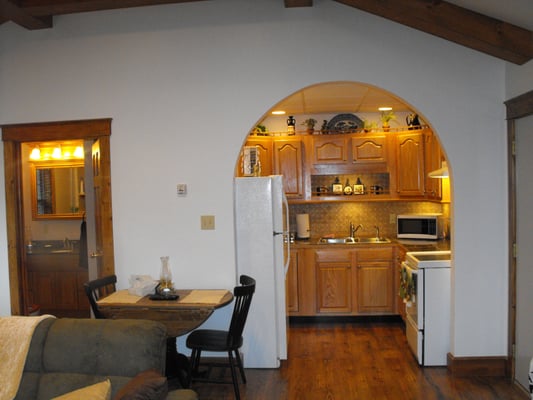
[14, 318, 197, 400]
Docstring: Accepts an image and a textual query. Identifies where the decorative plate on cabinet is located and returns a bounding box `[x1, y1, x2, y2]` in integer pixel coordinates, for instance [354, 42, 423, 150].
[325, 113, 363, 134]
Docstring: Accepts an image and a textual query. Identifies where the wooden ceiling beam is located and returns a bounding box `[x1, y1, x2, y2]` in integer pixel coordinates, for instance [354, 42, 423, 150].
[0, 0, 52, 29]
[285, 0, 313, 7]
[334, 0, 533, 65]
[15, 0, 206, 17]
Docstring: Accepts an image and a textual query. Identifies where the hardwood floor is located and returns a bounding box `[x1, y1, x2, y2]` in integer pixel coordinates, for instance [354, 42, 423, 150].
[187, 320, 528, 399]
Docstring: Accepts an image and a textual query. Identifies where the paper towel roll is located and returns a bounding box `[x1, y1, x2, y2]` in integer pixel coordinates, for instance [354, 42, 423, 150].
[296, 214, 310, 239]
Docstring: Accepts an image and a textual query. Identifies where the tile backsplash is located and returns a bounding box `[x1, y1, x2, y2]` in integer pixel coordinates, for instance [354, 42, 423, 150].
[289, 201, 449, 239]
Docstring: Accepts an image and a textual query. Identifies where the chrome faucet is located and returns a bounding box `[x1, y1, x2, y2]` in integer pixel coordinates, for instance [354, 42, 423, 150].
[350, 222, 363, 239]
[374, 225, 380, 239]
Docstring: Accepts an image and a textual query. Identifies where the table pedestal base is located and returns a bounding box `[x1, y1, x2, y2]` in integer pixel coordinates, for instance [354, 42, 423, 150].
[165, 338, 191, 388]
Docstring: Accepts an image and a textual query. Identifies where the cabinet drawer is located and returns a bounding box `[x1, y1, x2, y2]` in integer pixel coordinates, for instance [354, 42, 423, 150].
[315, 249, 352, 262]
[356, 247, 393, 261]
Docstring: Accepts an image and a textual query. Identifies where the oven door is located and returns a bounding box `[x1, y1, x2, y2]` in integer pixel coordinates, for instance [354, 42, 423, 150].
[402, 262, 423, 329]
[406, 314, 423, 365]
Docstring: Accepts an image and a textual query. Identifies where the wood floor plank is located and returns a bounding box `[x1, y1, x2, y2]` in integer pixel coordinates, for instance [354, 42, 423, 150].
[186, 321, 528, 399]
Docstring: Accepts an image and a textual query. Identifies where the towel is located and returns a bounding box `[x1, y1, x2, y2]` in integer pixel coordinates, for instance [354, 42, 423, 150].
[0, 315, 55, 400]
[79, 218, 88, 268]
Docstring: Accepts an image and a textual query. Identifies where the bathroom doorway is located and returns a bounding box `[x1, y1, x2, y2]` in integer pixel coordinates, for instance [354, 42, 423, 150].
[1, 118, 115, 316]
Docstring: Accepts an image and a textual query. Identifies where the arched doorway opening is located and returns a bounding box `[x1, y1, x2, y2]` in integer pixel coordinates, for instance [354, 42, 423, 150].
[234, 81, 452, 366]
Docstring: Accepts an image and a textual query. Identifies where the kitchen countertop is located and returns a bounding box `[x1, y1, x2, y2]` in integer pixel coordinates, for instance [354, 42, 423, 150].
[290, 237, 450, 252]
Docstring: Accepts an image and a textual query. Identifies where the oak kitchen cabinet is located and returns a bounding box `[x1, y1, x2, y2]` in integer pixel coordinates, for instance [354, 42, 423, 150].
[286, 248, 299, 313]
[27, 253, 89, 318]
[351, 134, 389, 166]
[395, 131, 426, 197]
[424, 130, 443, 200]
[310, 133, 389, 174]
[395, 128, 443, 200]
[238, 136, 305, 198]
[356, 246, 395, 314]
[236, 136, 273, 177]
[289, 245, 396, 317]
[311, 135, 349, 166]
[315, 248, 353, 313]
[273, 137, 304, 198]
[239, 127, 444, 204]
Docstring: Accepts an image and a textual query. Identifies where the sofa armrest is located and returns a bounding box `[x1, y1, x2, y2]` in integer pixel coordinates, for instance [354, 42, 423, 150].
[166, 389, 198, 400]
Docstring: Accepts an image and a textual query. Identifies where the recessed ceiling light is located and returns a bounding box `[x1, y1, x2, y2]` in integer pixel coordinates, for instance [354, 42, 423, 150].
[378, 107, 392, 111]
[272, 110, 286, 115]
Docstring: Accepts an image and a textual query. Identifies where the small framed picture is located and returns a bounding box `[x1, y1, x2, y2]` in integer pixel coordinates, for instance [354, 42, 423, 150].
[353, 184, 364, 194]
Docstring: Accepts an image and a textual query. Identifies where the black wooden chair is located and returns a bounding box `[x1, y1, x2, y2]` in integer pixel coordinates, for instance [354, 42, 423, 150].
[83, 275, 117, 319]
[185, 275, 256, 400]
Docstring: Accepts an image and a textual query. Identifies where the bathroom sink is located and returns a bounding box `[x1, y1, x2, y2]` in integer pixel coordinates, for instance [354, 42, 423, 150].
[317, 237, 391, 245]
[51, 249, 74, 254]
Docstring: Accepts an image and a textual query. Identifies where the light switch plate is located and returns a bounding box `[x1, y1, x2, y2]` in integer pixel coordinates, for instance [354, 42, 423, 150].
[201, 215, 215, 230]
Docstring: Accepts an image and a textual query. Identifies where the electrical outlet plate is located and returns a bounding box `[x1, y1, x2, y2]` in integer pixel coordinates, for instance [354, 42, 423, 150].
[176, 184, 187, 197]
[201, 215, 215, 230]
[390, 213, 396, 224]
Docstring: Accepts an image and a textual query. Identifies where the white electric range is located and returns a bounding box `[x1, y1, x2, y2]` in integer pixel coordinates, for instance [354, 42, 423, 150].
[401, 250, 451, 366]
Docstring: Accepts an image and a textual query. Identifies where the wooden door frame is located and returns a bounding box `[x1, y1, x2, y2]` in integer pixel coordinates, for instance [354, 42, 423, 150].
[505, 90, 533, 380]
[1, 118, 113, 316]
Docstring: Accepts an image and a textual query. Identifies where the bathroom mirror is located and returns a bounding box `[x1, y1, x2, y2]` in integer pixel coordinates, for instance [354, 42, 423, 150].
[31, 163, 85, 219]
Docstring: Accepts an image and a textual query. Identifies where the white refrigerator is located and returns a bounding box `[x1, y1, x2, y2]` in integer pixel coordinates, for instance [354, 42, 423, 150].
[234, 175, 290, 368]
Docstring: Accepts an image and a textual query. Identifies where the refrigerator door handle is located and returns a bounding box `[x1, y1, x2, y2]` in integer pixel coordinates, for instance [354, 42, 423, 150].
[282, 194, 290, 275]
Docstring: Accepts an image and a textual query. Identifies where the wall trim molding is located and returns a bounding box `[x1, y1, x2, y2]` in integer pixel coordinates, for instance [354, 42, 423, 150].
[447, 353, 508, 377]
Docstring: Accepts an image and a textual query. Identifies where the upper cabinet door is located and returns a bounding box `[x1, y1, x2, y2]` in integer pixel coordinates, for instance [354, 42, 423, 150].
[424, 131, 442, 200]
[273, 138, 304, 198]
[351, 134, 388, 164]
[312, 135, 348, 165]
[236, 137, 273, 177]
[396, 132, 425, 197]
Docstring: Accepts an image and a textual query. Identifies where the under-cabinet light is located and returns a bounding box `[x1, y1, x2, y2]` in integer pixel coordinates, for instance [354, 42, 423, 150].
[428, 161, 449, 178]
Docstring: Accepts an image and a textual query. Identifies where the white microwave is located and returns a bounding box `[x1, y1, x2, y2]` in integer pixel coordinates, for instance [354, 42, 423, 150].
[397, 214, 440, 240]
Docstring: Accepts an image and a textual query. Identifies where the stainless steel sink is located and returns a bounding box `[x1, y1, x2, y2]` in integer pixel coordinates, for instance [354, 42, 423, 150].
[317, 237, 391, 245]
[355, 237, 391, 244]
[318, 237, 355, 244]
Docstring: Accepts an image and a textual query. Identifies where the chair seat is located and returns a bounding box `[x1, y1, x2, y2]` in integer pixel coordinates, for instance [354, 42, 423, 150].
[186, 329, 242, 352]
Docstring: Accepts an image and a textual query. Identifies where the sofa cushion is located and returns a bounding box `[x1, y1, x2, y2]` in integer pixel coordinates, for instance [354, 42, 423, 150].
[42, 319, 167, 377]
[113, 369, 168, 400]
[52, 379, 111, 400]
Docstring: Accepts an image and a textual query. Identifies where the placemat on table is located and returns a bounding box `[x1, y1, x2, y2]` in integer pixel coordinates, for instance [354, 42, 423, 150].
[179, 290, 228, 304]
[97, 289, 141, 304]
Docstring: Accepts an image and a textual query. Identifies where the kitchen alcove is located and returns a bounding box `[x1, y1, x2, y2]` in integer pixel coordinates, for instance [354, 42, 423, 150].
[233, 79, 452, 283]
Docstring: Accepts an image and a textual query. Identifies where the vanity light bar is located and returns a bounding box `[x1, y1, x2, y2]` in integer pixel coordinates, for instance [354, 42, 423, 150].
[29, 145, 84, 161]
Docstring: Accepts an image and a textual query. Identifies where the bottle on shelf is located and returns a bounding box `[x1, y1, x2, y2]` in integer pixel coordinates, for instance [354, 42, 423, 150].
[332, 176, 343, 195]
[344, 179, 353, 195]
[354, 177, 365, 195]
[287, 116, 296, 135]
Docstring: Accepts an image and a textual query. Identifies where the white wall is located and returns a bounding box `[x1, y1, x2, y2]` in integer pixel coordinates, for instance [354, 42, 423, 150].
[0, 0, 522, 358]
[506, 60, 533, 100]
